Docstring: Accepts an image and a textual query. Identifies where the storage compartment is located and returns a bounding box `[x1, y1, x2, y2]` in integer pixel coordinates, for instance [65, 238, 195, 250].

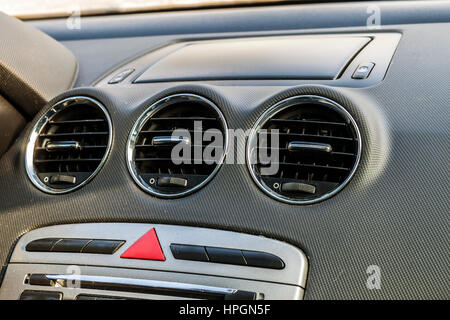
[134, 35, 371, 82]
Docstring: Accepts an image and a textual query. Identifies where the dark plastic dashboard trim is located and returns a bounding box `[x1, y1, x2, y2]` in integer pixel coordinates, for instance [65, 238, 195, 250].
[29, 2, 450, 41]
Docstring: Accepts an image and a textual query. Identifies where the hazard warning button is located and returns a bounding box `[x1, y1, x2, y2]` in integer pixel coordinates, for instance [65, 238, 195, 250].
[120, 228, 165, 261]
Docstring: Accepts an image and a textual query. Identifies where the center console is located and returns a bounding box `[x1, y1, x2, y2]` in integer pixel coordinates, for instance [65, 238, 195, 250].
[0, 223, 307, 300]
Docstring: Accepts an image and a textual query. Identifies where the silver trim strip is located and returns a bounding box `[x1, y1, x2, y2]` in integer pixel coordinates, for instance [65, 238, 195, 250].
[246, 95, 362, 205]
[25, 96, 113, 194]
[44, 274, 237, 295]
[127, 93, 228, 198]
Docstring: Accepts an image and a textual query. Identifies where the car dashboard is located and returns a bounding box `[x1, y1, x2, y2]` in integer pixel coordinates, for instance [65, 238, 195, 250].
[0, 1, 448, 300]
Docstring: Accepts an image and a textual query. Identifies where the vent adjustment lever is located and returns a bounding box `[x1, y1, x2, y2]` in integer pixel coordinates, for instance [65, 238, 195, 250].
[157, 177, 188, 187]
[281, 182, 316, 194]
[49, 174, 77, 185]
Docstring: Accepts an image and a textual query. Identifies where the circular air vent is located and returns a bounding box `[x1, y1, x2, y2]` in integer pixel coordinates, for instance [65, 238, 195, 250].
[127, 94, 228, 198]
[247, 95, 361, 204]
[25, 96, 112, 194]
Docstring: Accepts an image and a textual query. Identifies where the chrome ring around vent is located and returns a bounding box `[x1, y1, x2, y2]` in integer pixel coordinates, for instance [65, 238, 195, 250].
[246, 95, 362, 205]
[25, 96, 113, 194]
[127, 93, 228, 198]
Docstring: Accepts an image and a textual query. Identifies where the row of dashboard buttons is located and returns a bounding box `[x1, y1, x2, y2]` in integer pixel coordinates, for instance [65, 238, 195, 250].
[170, 244, 285, 269]
[26, 238, 125, 255]
[26, 236, 284, 269]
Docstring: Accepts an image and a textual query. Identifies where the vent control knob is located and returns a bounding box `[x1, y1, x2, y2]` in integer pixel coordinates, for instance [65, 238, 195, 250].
[49, 174, 77, 185]
[281, 182, 316, 194]
[157, 177, 188, 187]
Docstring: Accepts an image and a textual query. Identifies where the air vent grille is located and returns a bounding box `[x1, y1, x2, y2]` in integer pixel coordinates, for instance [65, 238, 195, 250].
[26, 97, 112, 193]
[247, 95, 361, 204]
[127, 94, 227, 197]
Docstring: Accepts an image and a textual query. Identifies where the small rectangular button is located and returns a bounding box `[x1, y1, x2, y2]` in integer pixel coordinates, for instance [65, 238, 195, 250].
[352, 62, 375, 79]
[26, 238, 59, 252]
[108, 68, 135, 84]
[205, 247, 246, 265]
[52, 239, 90, 253]
[170, 244, 209, 262]
[28, 274, 53, 286]
[20, 290, 62, 300]
[241, 250, 285, 269]
[82, 240, 125, 254]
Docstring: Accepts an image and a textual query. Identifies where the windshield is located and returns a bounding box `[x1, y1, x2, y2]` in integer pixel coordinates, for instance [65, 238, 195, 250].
[1, 0, 282, 19]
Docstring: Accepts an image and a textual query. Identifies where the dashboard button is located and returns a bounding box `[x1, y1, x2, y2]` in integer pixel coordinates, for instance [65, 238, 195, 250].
[170, 244, 209, 262]
[158, 177, 188, 187]
[49, 174, 77, 185]
[20, 290, 62, 300]
[108, 68, 135, 84]
[205, 247, 246, 265]
[51, 239, 90, 253]
[82, 240, 125, 254]
[281, 182, 316, 194]
[120, 228, 165, 261]
[26, 238, 59, 252]
[28, 274, 53, 286]
[241, 250, 285, 269]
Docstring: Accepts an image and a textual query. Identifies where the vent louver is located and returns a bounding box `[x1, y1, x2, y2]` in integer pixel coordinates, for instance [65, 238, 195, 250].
[127, 94, 228, 197]
[25, 96, 112, 194]
[247, 95, 361, 204]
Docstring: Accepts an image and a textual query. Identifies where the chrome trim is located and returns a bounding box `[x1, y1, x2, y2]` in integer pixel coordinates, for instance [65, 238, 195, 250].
[288, 141, 332, 153]
[45, 141, 81, 152]
[25, 96, 113, 194]
[44, 274, 237, 296]
[246, 95, 362, 205]
[152, 135, 191, 146]
[127, 93, 228, 198]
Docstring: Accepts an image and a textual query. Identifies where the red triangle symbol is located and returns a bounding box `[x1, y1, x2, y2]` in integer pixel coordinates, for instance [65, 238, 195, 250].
[120, 228, 165, 261]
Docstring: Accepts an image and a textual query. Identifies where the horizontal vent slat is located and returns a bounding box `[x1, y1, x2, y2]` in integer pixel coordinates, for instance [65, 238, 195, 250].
[135, 158, 216, 164]
[268, 119, 348, 127]
[39, 132, 108, 138]
[259, 162, 350, 172]
[146, 117, 217, 121]
[256, 147, 355, 157]
[135, 144, 209, 149]
[138, 130, 205, 135]
[48, 119, 106, 125]
[35, 145, 107, 151]
[34, 158, 103, 164]
[139, 173, 210, 180]
[258, 131, 354, 142]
